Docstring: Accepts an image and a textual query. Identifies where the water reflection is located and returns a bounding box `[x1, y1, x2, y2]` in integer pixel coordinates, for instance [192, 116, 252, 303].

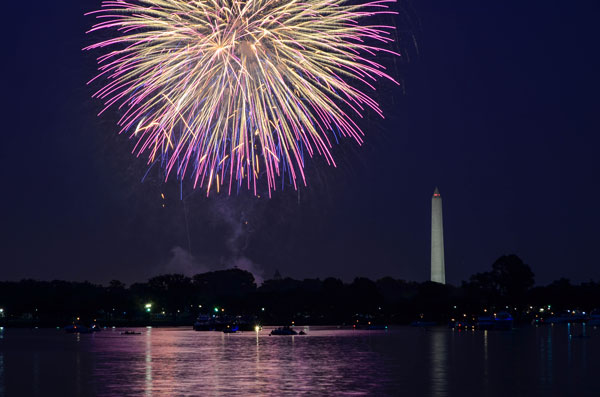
[540, 325, 553, 387]
[33, 353, 40, 397]
[483, 330, 489, 395]
[430, 330, 448, 397]
[0, 328, 4, 397]
[145, 328, 152, 397]
[567, 323, 572, 364]
[0, 326, 598, 396]
[581, 323, 587, 370]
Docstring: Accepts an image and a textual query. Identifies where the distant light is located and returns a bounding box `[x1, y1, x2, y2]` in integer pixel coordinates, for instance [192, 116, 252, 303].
[254, 326, 260, 332]
[214, 307, 219, 313]
[0, 308, 4, 313]
[198, 305, 202, 308]
[261, 307, 265, 311]
[77, 317, 80, 321]
[221, 308, 225, 312]
[0, 327, 3, 331]
[145, 303, 152, 309]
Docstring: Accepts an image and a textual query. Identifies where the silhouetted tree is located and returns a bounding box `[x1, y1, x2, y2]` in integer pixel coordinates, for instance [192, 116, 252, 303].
[491, 254, 534, 303]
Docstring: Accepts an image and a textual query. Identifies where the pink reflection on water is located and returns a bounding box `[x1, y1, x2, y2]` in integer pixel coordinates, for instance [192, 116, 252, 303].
[90, 327, 388, 396]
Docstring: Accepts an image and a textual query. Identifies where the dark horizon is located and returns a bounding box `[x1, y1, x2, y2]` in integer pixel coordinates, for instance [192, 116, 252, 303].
[0, 253, 593, 290]
[1, 0, 599, 286]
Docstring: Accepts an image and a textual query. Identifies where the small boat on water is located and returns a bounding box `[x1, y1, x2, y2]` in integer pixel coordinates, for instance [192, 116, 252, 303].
[121, 330, 141, 335]
[476, 316, 495, 330]
[270, 326, 298, 336]
[448, 319, 473, 330]
[545, 310, 589, 324]
[544, 315, 568, 324]
[474, 312, 513, 330]
[223, 326, 239, 334]
[193, 314, 257, 331]
[494, 312, 514, 330]
[64, 325, 93, 334]
[410, 321, 437, 327]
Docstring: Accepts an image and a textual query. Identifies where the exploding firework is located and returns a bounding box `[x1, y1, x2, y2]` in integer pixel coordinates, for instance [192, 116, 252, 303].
[85, 0, 399, 196]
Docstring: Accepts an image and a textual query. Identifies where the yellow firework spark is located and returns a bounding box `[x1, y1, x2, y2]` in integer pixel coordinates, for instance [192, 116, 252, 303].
[85, 0, 399, 196]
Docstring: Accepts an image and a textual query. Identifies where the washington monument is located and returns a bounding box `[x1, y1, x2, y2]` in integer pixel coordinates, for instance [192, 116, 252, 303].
[431, 187, 446, 284]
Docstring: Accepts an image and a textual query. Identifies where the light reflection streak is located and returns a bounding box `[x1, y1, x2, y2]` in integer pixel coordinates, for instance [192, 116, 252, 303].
[0, 329, 4, 397]
[145, 328, 152, 397]
[541, 325, 553, 387]
[581, 323, 587, 369]
[483, 329, 489, 394]
[567, 323, 572, 365]
[430, 331, 447, 397]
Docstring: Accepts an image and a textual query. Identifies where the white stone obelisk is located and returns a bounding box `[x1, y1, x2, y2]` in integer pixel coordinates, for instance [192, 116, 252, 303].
[431, 187, 446, 284]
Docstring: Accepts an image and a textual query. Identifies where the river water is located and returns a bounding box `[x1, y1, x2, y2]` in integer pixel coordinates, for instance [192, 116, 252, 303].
[0, 324, 598, 396]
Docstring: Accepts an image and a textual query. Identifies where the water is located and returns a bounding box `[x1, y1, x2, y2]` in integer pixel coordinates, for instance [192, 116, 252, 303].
[0, 325, 599, 396]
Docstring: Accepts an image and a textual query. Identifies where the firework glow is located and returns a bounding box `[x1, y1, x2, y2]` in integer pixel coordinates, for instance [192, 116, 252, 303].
[85, 0, 399, 196]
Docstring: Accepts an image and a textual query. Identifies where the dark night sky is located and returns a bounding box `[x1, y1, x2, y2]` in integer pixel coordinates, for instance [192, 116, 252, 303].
[1, 1, 599, 285]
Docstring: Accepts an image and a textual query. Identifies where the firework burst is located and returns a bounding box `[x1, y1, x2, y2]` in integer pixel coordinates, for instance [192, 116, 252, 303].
[85, 0, 399, 196]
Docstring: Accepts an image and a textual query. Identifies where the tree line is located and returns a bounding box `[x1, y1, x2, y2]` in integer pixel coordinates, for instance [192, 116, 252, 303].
[0, 255, 598, 326]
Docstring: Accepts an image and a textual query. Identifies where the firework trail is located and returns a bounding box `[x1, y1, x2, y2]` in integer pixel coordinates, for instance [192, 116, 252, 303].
[85, 0, 399, 196]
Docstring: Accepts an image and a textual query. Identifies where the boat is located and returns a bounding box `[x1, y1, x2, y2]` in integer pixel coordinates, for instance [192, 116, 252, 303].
[494, 312, 514, 330]
[544, 315, 568, 324]
[270, 326, 298, 336]
[223, 325, 239, 334]
[476, 315, 495, 330]
[410, 321, 437, 327]
[121, 330, 141, 335]
[545, 311, 587, 324]
[448, 318, 473, 330]
[298, 330, 307, 335]
[64, 325, 93, 334]
[193, 314, 257, 331]
[366, 324, 388, 330]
